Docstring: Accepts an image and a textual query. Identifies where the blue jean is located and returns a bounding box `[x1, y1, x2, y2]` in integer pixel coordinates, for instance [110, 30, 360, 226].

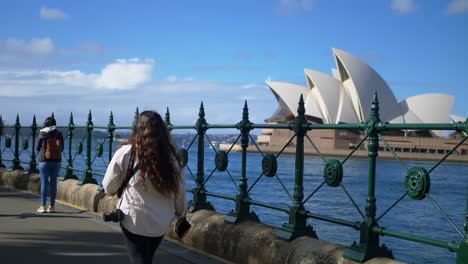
[38, 161, 61, 206]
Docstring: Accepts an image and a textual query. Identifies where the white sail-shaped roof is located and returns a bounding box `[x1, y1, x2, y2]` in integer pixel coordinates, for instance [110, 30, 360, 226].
[305, 69, 352, 124]
[336, 86, 359, 123]
[304, 88, 323, 120]
[332, 48, 401, 122]
[266, 81, 307, 117]
[395, 94, 454, 137]
[405, 93, 454, 123]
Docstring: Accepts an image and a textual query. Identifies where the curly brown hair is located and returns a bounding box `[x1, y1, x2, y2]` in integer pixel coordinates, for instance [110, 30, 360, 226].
[128, 110, 181, 197]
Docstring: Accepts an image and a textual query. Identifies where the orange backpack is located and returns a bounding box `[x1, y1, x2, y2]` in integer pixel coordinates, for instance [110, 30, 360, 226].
[44, 134, 62, 160]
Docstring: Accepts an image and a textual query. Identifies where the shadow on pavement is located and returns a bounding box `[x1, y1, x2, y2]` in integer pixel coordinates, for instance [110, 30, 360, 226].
[0, 229, 128, 264]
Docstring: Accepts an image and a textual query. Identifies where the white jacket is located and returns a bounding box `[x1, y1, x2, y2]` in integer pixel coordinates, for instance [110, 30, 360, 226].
[102, 144, 187, 237]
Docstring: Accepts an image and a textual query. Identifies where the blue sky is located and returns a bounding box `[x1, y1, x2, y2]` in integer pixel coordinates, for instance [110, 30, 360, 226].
[0, 0, 467, 128]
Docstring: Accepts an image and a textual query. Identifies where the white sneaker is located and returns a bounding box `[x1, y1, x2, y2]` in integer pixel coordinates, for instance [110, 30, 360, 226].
[46, 206, 55, 213]
[37, 206, 46, 213]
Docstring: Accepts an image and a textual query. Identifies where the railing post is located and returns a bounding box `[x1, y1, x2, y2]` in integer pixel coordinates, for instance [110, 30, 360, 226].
[28, 115, 38, 173]
[225, 101, 260, 223]
[344, 93, 393, 262]
[277, 95, 317, 240]
[60, 112, 77, 181]
[13, 114, 23, 170]
[0, 115, 5, 168]
[188, 102, 214, 212]
[456, 168, 468, 263]
[78, 110, 97, 185]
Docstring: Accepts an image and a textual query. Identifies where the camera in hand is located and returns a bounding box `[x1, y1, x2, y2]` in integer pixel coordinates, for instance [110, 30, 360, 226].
[103, 209, 124, 222]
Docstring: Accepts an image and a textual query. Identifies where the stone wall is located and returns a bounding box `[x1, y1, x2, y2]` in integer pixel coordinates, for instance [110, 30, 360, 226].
[0, 168, 403, 264]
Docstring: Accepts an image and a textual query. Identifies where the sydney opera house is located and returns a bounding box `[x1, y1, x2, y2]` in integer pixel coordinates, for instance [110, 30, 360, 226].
[254, 48, 468, 161]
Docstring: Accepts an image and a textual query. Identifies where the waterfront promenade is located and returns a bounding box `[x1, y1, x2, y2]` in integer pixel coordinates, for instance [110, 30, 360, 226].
[0, 186, 230, 264]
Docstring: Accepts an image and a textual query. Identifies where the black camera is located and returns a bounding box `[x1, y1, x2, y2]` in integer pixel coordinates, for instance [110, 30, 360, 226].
[103, 209, 124, 222]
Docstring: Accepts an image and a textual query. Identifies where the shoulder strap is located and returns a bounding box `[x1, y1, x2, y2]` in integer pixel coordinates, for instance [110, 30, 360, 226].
[117, 147, 138, 198]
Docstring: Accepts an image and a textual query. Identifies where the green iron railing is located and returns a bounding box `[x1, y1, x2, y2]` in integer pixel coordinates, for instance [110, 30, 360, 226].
[0, 93, 467, 263]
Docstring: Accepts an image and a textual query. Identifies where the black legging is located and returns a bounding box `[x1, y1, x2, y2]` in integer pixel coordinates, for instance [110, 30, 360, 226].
[121, 225, 164, 264]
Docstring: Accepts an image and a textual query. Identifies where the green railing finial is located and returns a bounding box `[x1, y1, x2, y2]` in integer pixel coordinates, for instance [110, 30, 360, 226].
[165, 107, 172, 129]
[133, 107, 139, 127]
[297, 94, 305, 116]
[242, 100, 248, 120]
[28, 115, 38, 173]
[226, 100, 259, 224]
[13, 113, 23, 170]
[371, 91, 380, 119]
[199, 101, 205, 120]
[107, 111, 116, 162]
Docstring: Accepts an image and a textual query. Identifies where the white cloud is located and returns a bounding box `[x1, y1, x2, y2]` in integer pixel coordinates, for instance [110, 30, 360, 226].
[446, 0, 468, 14]
[95, 58, 155, 90]
[275, 0, 315, 16]
[0, 58, 154, 95]
[3, 38, 55, 56]
[40, 6, 69, 20]
[391, 0, 418, 14]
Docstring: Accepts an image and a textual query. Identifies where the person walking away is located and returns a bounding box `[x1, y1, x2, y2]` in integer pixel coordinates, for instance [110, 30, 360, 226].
[103, 110, 187, 264]
[36, 116, 64, 213]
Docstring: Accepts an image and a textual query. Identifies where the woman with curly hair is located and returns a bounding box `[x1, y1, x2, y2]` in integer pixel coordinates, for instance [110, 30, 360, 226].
[103, 110, 187, 264]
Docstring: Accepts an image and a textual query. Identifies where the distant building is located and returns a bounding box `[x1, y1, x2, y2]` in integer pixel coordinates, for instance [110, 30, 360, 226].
[256, 48, 468, 160]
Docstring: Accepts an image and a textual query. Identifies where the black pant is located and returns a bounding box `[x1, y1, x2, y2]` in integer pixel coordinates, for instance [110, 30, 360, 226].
[121, 225, 164, 264]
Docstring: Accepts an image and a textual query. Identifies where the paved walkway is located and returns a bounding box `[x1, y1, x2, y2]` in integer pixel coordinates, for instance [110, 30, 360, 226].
[0, 187, 230, 264]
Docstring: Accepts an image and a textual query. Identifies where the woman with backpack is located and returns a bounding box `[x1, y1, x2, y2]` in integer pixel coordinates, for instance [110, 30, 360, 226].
[102, 110, 187, 264]
[36, 116, 64, 213]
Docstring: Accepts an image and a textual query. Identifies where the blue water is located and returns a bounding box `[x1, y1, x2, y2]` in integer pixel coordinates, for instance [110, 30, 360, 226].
[2, 135, 467, 264]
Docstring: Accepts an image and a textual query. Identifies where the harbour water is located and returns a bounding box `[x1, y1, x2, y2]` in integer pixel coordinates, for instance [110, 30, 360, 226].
[3, 136, 467, 264]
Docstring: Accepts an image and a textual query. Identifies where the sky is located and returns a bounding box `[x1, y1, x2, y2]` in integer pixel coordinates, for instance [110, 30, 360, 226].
[0, 0, 467, 129]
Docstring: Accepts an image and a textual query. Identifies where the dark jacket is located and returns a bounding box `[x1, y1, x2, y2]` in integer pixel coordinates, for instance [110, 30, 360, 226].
[36, 128, 64, 162]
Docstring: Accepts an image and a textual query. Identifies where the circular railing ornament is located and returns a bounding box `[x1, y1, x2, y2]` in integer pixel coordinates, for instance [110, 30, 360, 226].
[404, 167, 430, 200]
[178, 148, 188, 167]
[323, 159, 343, 187]
[262, 154, 277, 177]
[215, 151, 228, 171]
